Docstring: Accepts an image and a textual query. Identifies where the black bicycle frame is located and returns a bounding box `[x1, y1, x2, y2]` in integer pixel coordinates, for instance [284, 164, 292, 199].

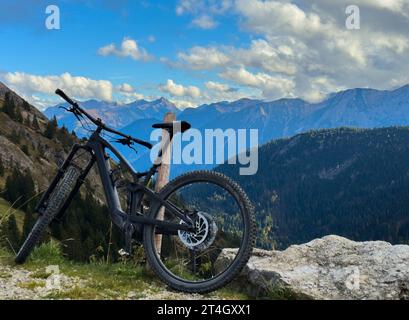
[36, 128, 195, 234]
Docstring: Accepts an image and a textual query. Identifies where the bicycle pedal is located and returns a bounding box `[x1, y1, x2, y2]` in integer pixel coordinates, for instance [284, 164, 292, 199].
[118, 249, 130, 257]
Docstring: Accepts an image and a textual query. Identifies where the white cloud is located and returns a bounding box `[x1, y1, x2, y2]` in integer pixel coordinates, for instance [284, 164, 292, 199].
[177, 46, 230, 70]
[220, 67, 295, 99]
[148, 35, 156, 43]
[0, 72, 149, 109]
[116, 83, 135, 93]
[115, 83, 147, 102]
[2, 72, 114, 102]
[192, 15, 217, 29]
[176, 0, 233, 16]
[205, 81, 232, 92]
[169, 99, 196, 109]
[159, 79, 201, 98]
[98, 37, 152, 61]
[327, 0, 409, 16]
[176, 0, 233, 29]
[170, 0, 409, 101]
[118, 91, 146, 103]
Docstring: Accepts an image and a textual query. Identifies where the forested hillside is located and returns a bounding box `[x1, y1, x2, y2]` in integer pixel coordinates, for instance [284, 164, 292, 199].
[0, 82, 122, 261]
[217, 126, 409, 249]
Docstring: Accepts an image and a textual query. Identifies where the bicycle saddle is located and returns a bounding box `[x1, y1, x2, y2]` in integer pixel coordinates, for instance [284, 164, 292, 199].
[152, 121, 191, 133]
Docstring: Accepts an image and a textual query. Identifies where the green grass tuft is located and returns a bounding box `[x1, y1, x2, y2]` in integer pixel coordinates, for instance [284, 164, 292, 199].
[18, 280, 46, 290]
[28, 240, 65, 265]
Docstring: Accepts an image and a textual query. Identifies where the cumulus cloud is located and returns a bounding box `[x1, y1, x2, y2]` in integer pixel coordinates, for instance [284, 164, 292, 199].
[98, 37, 152, 61]
[177, 46, 230, 70]
[169, 99, 197, 109]
[176, 0, 233, 29]
[318, 0, 409, 16]
[159, 79, 201, 98]
[176, 0, 233, 16]
[205, 81, 232, 92]
[118, 91, 146, 103]
[116, 83, 135, 93]
[220, 67, 295, 99]
[0, 72, 148, 109]
[171, 0, 409, 101]
[2, 72, 114, 102]
[192, 15, 218, 29]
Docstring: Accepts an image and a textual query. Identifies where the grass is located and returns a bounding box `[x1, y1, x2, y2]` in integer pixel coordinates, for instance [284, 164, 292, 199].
[0, 240, 251, 300]
[29, 269, 53, 279]
[0, 245, 13, 265]
[18, 280, 46, 290]
[1, 241, 246, 300]
[0, 197, 25, 233]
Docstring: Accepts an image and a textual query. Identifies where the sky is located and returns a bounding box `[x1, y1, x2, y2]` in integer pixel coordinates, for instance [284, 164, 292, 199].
[1, 0, 409, 110]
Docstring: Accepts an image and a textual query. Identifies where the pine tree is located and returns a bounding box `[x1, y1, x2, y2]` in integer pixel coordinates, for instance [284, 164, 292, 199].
[0, 156, 4, 177]
[32, 114, 40, 130]
[8, 129, 21, 145]
[44, 116, 58, 139]
[15, 110, 23, 123]
[3, 92, 16, 119]
[21, 145, 30, 156]
[4, 169, 36, 213]
[3, 92, 23, 123]
[4, 171, 18, 204]
[22, 100, 31, 111]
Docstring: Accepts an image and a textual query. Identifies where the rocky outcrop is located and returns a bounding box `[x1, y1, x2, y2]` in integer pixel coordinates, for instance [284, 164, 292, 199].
[217, 235, 409, 300]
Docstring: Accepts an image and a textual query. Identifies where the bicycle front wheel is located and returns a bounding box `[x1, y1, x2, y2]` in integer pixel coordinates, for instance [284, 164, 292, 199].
[143, 170, 256, 293]
[15, 166, 80, 264]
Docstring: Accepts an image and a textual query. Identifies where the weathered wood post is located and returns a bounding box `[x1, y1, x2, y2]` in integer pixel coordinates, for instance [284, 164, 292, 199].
[154, 112, 176, 254]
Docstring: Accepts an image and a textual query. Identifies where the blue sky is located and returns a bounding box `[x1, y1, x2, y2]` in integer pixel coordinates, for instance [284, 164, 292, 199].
[1, 0, 409, 110]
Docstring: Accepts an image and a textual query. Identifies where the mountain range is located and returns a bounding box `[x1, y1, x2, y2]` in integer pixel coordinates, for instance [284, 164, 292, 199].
[45, 97, 180, 134]
[44, 84, 409, 175]
[45, 84, 409, 139]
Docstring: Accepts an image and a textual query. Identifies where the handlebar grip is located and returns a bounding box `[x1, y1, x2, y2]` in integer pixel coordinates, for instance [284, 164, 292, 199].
[55, 89, 77, 106]
[132, 138, 153, 149]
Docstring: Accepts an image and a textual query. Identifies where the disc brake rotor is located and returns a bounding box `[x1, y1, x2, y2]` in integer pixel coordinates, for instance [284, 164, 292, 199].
[178, 212, 218, 251]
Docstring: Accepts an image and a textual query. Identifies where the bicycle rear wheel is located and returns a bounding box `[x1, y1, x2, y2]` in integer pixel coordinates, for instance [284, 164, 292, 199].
[143, 170, 256, 293]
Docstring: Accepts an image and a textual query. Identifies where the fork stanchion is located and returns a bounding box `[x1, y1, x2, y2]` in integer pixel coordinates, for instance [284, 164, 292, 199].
[154, 112, 176, 255]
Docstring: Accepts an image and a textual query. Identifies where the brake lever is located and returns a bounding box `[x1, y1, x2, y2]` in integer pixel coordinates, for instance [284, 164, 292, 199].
[113, 138, 138, 154]
[59, 105, 83, 122]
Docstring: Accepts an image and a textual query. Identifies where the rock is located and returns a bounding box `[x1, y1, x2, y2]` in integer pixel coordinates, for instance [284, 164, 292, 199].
[216, 235, 409, 300]
[0, 264, 85, 300]
[127, 291, 137, 299]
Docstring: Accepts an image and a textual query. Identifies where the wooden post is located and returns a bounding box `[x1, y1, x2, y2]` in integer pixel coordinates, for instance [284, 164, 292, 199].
[154, 112, 176, 254]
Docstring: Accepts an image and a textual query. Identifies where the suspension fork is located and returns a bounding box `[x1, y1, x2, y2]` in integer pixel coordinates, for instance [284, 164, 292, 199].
[35, 144, 95, 221]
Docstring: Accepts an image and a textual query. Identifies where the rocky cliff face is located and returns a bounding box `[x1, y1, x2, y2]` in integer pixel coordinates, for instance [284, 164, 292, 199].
[0, 82, 103, 200]
[217, 235, 409, 300]
[0, 82, 60, 188]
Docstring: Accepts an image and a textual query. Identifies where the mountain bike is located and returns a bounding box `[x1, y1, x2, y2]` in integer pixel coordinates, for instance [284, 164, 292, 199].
[15, 89, 256, 293]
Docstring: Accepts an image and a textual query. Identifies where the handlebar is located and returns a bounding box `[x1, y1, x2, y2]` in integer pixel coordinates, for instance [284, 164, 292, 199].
[55, 89, 152, 149]
[55, 88, 77, 106]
